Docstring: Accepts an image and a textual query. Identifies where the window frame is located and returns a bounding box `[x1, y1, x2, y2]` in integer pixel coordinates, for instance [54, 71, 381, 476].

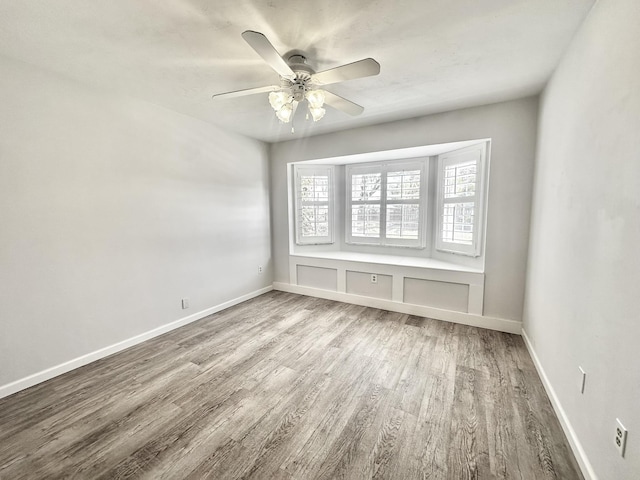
[293, 164, 335, 245]
[345, 159, 428, 248]
[435, 144, 486, 257]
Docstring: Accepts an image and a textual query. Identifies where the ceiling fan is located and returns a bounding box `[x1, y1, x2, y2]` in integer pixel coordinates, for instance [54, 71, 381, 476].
[212, 30, 380, 127]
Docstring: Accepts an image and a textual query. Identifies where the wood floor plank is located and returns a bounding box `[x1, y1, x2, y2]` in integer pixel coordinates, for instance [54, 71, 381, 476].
[415, 374, 455, 479]
[447, 365, 491, 479]
[280, 358, 382, 478]
[375, 407, 420, 480]
[235, 374, 334, 479]
[0, 292, 583, 480]
[320, 390, 404, 480]
[308, 383, 389, 480]
[0, 360, 201, 477]
[394, 333, 438, 416]
[510, 366, 583, 479]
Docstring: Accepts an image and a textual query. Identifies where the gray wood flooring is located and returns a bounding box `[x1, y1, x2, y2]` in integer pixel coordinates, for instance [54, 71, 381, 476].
[0, 291, 583, 479]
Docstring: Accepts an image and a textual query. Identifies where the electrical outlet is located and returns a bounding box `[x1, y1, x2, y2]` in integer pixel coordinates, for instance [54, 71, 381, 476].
[578, 366, 586, 394]
[615, 418, 628, 457]
[181, 298, 189, 309]
[371, 274, 378, 284]
[258, 265, 263, 274]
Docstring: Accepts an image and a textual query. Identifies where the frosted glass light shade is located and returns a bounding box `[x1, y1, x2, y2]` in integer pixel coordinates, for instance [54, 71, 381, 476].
[269, 91, 290, 111]
[305, 90, 325, 108]
[276, 103, 293, 123]
[309, 106, 326, 122]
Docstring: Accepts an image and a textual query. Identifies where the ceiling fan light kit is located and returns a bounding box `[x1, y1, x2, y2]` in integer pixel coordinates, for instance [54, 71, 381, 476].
[212, 30, 380, 129]
[267, 82, 325, 123]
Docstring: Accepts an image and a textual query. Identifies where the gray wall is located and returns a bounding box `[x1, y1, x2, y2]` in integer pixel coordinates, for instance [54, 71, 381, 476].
[0, 56, 272, 387]
[270, 97, 538, 322]
[524, 0, 640, 478]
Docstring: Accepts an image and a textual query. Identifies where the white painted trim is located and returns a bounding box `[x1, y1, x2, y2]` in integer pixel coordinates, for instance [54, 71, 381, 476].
[0, 286, 273, 400]
[289, 254, 485, 316]
[521, 329, 598, 480]
[273, 282, 520, 334]
[290, 251, 482, 273]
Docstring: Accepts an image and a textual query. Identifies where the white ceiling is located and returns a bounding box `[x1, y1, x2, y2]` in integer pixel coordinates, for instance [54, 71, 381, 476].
[0, 0, 594, 143]
[299, 139, 489, 165]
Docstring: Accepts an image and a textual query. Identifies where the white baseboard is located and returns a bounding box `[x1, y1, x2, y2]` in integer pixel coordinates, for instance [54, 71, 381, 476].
[273, 282, 521, 334]
[0, 286, 273, 400]
[521, 329, 597, 480]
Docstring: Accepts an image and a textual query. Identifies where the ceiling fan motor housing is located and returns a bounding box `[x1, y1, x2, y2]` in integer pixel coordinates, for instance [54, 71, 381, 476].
[285, 54, 316, 101]
[291, 82, 306, 102]
[287, 54, 314, 74]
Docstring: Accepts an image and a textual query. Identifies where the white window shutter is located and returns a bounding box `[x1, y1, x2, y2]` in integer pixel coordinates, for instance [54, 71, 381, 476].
[346, 159, 427, 248]
[435, 144, 486, 256]
[294, 165, 334, 245]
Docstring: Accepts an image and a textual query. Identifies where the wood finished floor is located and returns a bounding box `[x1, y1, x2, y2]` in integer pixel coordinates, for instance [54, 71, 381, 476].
[0, 291, 582, 480]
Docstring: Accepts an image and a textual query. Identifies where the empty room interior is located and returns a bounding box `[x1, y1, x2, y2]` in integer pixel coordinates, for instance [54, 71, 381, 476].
[1, 0, 638, 479]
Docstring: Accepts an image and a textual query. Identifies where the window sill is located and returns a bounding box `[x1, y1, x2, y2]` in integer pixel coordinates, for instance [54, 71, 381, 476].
[290, 251, 483, 274]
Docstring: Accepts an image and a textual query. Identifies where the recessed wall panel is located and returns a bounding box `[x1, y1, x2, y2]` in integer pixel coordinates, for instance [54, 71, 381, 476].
[345, 270, 393, 300]
[296, 265, 338, 291]
[403, 277, 469, 312]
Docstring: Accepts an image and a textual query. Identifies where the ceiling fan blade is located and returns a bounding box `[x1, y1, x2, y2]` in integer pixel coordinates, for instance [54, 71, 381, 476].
[311, 58, 380, 86]
[322, 90, 365, 116]
[241, 30, 295, 79]
[212, 85, 279, 100]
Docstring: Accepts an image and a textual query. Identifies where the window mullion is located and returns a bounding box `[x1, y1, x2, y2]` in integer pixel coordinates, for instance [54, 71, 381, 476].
[386, 199, 419, 205]
[380, 166, 388, 243]
[442, 194, 476, 204]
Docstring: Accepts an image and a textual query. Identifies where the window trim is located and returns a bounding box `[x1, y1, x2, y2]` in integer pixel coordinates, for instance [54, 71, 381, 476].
[293, 164, 335, 245]
[435, 144, 486, 257]
[345, 159, 428, 248]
